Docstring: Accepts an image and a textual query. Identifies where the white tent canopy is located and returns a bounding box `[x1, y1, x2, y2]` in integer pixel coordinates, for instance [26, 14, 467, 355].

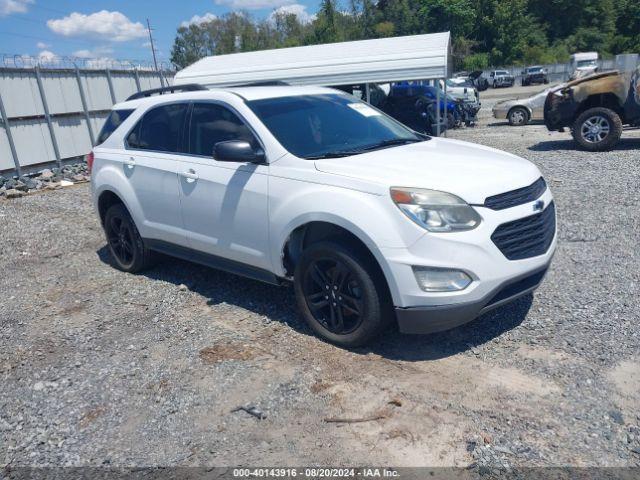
[174, 32, 451, 88]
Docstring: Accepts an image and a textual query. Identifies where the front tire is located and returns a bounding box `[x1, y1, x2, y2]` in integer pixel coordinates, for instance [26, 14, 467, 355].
[103, 203, 156, 273]
[293, 241, 389, 347]
[508, 107, 529, 126]
[572, 107, 622, 152]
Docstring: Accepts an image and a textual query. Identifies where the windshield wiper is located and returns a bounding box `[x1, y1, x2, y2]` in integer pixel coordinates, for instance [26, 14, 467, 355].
[356, 138, 424, 152]
[305, 138, 425, 159]
[305, 150, 362, 159]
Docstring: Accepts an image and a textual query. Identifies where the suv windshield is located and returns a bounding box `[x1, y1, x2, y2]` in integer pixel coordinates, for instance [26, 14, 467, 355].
[246, 94, 422, 159]
[528, 67, 543, 73]
[496, 71, 509, 75]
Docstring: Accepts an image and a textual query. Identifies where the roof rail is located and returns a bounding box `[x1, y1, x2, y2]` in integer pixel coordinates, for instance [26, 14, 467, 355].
[126, 83, 208, 101]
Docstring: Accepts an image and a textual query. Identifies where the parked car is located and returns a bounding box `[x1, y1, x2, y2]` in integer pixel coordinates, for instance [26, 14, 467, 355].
[389, 81, 473, 128]
[544, 67, 640, 151]
[492, 87, 558, 126]
[452, 71, 489, 91]
[91, 84, 556, 346]
[333, 83, 449, 135]
[521, 66, 549, 86]
[489, 70, 515, 88]
[440, 79, 481, 112]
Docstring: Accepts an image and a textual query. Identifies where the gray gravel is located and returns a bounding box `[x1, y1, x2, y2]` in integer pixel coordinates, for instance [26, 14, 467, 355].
[1, 96, 639, 469]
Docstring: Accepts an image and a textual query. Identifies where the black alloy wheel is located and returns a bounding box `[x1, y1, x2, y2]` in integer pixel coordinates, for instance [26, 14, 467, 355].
[302, 257, 365, 335]
[103, 203, 155, 273]
[106, 213, 135, 267]
[294, 241, 389, 347]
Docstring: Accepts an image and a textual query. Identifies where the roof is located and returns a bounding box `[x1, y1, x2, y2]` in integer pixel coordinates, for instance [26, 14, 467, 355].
[111, 85, 343, 110]
[174, 32, 451, 88]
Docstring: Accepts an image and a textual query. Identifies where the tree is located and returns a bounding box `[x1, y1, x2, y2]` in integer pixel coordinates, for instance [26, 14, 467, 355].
[314, 0, 340, 43]
[416, 0, 475, 39]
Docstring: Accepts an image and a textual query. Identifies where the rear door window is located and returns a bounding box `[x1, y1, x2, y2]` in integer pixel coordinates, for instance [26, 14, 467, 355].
[97, 109, 134, 145]
[127, 103, 189, 153]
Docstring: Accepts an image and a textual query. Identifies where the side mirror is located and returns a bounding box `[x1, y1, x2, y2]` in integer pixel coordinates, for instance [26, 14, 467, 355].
[213, 140, 265, 164]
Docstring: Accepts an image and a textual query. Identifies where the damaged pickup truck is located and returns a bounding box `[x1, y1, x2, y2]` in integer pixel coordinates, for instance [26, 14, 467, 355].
[544, 67, 640, 151]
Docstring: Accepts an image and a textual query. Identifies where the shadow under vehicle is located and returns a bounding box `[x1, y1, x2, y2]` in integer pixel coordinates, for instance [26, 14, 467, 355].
[544, 67, 640, 151]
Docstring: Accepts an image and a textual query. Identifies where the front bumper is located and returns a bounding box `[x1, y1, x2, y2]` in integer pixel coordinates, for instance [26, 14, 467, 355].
[380, 188, 557, 334]
[395, 264, 549, 334]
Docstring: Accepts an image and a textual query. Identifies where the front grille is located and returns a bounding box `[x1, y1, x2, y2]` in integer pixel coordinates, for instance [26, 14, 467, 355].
[484, 177, 547, 210]
[491, 202, 556, 260]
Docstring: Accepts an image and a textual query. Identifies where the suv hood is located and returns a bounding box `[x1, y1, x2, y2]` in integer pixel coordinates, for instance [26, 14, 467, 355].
[314, 138, 540, 205]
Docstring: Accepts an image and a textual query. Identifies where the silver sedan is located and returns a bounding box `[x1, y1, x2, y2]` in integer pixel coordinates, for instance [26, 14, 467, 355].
[492, 88, 552, 126]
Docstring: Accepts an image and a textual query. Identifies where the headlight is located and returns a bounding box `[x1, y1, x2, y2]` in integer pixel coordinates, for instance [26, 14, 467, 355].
[390, 187, 481, 232]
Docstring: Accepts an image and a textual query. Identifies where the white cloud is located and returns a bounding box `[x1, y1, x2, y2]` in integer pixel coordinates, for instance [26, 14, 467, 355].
[37, 50, 58, 62]
[47, 10, 147, 42]
[180, 12, 217, 28]
[268, 3, 315, 24]
[72, 46, 114, 59]
[215, 0, 293, 10]
[0, 0, 33, 16]
[36, 41, 50, 49]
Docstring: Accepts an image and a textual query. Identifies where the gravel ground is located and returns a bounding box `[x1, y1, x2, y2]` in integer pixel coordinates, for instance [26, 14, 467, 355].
[1, 97, 639, 472]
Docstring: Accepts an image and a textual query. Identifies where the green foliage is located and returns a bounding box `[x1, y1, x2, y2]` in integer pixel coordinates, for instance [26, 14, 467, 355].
[170, 0, 640, 70]
[462, 53, 489, 71]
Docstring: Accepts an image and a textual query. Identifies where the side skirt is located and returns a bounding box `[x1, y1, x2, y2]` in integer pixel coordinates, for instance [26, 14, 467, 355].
[144, 238, 283, 286]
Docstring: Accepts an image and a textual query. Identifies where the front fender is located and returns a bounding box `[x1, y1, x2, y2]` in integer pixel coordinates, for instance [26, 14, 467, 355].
[269, 179, 426, 304]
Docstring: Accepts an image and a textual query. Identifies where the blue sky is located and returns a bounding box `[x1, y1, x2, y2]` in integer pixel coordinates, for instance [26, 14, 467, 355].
[0, 0, 319, 65]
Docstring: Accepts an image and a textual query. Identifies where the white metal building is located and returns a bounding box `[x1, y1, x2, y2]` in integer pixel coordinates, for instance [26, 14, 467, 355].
[174, 32, 452, 88]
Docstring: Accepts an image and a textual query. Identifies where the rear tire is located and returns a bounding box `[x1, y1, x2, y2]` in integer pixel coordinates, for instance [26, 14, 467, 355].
[508, 107, 530, 126]
[293, 241, 390, 347]
[103, 203, 156, 273]
[572, 107, 622, 152]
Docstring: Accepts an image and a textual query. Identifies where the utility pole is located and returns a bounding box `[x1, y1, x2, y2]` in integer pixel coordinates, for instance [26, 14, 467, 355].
[146, 18, 165, 86]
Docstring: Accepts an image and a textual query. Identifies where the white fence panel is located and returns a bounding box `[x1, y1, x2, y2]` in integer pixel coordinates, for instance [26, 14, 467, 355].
[0, 126, 13, 171]
[41, 72, 84, 115]
[0, 70, 43, 117]
[0, 67, 174, 173]
[81, 74, 114, 111]
[11, 120, 56, 166]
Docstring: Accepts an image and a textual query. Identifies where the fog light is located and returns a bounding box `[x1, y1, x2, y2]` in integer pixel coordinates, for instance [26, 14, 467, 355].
[412, 267, 472, 292]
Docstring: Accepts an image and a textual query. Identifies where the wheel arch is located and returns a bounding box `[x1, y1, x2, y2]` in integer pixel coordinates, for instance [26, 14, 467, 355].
[97, 190, 126, 226]
[280, 217, 401, 306]
[577, 93, 624, 117]
[92, 165, 146, 234]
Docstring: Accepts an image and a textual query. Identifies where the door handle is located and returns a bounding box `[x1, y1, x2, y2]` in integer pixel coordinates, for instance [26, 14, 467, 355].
[182, 169, 198, 183]
[123, 157, 135, 168]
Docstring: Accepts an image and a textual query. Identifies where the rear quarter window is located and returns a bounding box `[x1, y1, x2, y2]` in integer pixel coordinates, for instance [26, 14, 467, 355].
[97, 109, 134, 145]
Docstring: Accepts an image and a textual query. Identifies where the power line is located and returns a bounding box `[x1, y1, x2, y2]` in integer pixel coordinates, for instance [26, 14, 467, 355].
[146, 18, 165, 86]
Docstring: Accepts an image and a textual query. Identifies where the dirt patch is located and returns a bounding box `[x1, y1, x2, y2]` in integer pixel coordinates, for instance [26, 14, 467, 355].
[198, 342, 257, 364]
[80, 406, 107, 428]
[608, 359, 640, 412]
[485, 366, 561, 396]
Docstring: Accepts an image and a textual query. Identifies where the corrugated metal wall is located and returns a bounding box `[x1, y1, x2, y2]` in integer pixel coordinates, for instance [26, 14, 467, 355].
[0, 67, 173, 173]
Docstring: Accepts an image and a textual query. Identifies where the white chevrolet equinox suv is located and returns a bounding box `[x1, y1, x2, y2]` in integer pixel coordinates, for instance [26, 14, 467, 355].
[90, 84, 556, 347]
